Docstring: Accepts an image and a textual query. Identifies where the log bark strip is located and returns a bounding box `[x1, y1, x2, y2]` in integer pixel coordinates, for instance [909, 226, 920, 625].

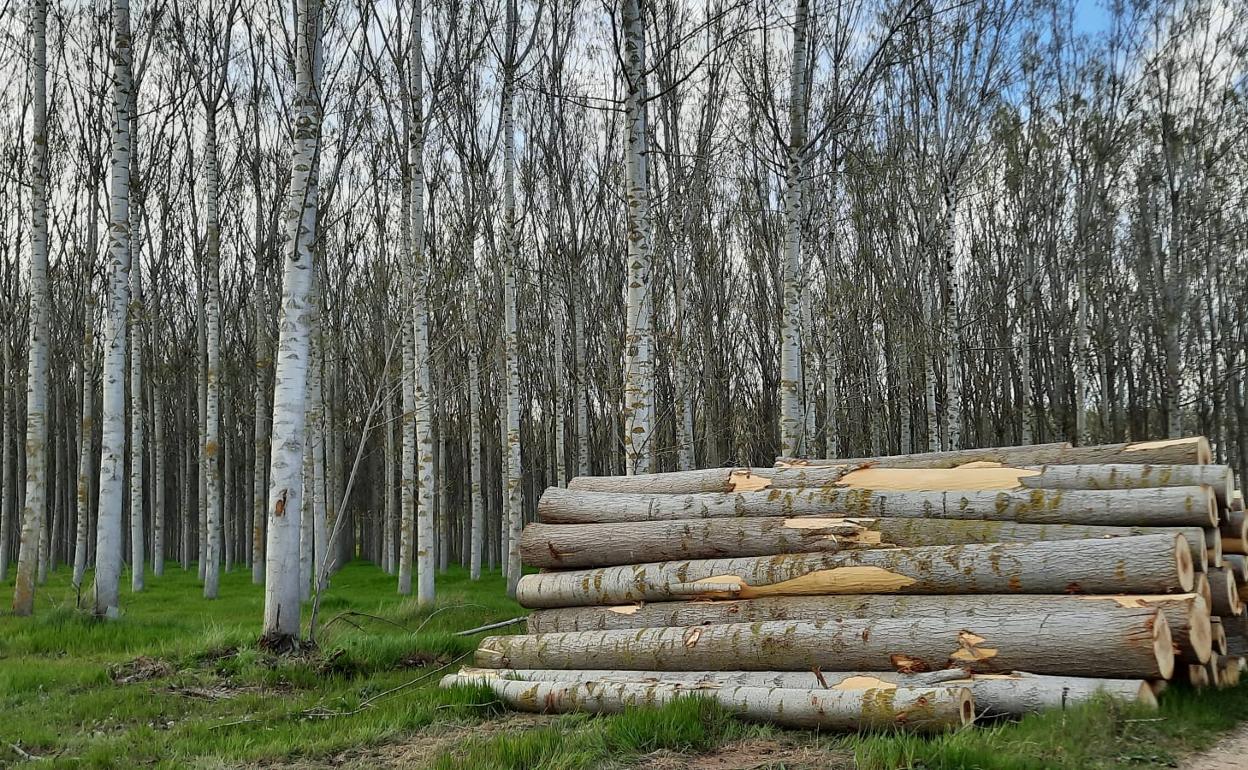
[453, 668, 1157, 716]
[479, 609, 1175, 678]
[515, 534, 1194, 608]
[525, 593, 1211, 665]
[520, 516, 1208, 570]
[538, 486, 1218, 528]
[441, 676, 974, 732]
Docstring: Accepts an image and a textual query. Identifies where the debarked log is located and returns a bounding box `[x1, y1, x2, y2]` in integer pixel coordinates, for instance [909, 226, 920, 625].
[515, 534, 1194, 608]
[451, 668, 1157, 716]
[478, 609, 1175, 679]
[537, 486, 1218, 528]
[781, 437, 1213, 469]
[439, 675, 974, 732]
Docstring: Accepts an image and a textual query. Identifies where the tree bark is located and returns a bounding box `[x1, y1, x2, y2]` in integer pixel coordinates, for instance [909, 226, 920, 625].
[519, 515, 1209, 570]
[442, 675, 973, 732]
[479, 608, 1174, 678]
[515, 533, 1193, 608]
[261, 0, 322, 645]
[92, 0, 133, 618]
[540, 485, 1218, 528]
[453, 668, 1156, 716]
[1206, 566, 1242, 617]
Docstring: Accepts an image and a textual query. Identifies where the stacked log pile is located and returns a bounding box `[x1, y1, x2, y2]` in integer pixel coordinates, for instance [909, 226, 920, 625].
[444, 436, 1246, 733]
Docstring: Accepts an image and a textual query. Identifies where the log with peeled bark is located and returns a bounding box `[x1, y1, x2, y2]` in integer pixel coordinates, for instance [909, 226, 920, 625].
[524, 593, 1211, 665]
[537, 486, 1218, 528]
[1206, 566, 1243, 617]
[477, 609, 1175, 679]
[440, 675, 974, 732]
[780, 437, 1213, 469]
[515, 534, 1194, 609]
[519, 515, 1209, 570]
[567, 460, 1226, 501]
[450, 668, 1156, 716]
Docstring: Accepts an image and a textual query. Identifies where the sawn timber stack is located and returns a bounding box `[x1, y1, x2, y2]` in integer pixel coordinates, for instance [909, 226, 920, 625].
[445, 436, 1244, 732]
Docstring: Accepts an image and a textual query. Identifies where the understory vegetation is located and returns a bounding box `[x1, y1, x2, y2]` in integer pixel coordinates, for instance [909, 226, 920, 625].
[4, 563, 1248, 769]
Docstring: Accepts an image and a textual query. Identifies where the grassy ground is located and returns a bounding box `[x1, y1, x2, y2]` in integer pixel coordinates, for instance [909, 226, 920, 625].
[2, 562, 1248, 769]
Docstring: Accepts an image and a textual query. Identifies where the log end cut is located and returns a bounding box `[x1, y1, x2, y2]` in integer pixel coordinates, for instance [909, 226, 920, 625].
[1153, 613, 1177, 681]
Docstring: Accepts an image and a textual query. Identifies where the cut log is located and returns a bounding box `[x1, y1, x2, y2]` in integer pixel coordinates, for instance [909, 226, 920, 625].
[1183, 663, 1211, 688]
[525, 593, 1211, 666]
[779, 437, 1212, 468]
[515, 534, 1194, 609]
[1233, 490, 1244, 512]
[1211, 617, 1228, 656]
[1207, 566, 1243, 616]
[439, 676, 974, 732]
[1225, 554, 1248, 584]
[1216, 655, 1242, 687]
[537, 486, 1218, 528]
[1220, 511, 1247, 546]
[1196, 573, 1213, 609]
[568, 460, 1224, 500]
[478, 609, 1175, 679]
[1207, 528, 1223, 568]
[519, 516, 1209, 570]
[451, 668, 1156, 716]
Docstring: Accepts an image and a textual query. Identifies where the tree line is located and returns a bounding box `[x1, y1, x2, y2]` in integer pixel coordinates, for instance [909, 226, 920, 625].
[1, 0, 1245, 643]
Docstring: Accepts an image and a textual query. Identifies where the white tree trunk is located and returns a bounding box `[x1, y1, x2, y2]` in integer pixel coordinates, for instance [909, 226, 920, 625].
[128, 82, 145, 592]
[152, 385, 165, 577]
[13, 0, 50, 616]
[942, 186, 961, 450]
[469, 354, 484, 580]
[91, 0, 132, 618]
[409, 0, 435, 604]
[203, 112, 223, 600]
[261, 0, 322, 646]
[573, 301, 589, 477]
[494, 0, 525, 595]
[251, 271, 269, 584]
[777, 0, 809, 458]
[622, 0, 655, 475]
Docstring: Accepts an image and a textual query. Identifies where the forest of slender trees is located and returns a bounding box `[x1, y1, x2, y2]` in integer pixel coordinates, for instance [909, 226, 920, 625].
[1, 0, 1246, 638]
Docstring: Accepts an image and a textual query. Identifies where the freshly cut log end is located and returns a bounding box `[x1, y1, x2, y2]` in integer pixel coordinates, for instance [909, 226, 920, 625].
[1175, 533, 1196, 592]
[1206, 567, 1242, 617]
[440, 676, 974, 733]
[1206, 528, 1223, 569]
[1183, 663, 1211, 688]
[1197, 574, 1214, 611]
[1211, 617, 1228, 656]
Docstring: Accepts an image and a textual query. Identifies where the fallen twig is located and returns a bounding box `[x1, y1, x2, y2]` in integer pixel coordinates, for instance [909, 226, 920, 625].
[454, 616, 527, 636]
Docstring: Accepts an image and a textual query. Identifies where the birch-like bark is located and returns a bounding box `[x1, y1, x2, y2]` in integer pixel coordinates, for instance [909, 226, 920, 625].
[554, 317, 567, 486]
[152, 385, 165, 576]
[942, 186, 961, 451]
[203, 110, 223, 599]
[397, 181, 416, 595]
[501, 0, 523, 596]
[469, 353, 484, 580]
[13, 0, 50, 616]
[622, 0, 654, 475]
[197, 294, 207, 579]
[92, 0, 133, 618]
[573, 300, 589, 476]
[1020, 242, 1034, 445]
[1074, 263, 1089, 444]
[252, 269, 269, 584]
[261, 0, 322, 645]
[0, 344, 15, 584]
[777, 0, 809, 458]
[383, 386, 396, 574]
[409, 0, 435, 603]
[128, 76, 145, 592]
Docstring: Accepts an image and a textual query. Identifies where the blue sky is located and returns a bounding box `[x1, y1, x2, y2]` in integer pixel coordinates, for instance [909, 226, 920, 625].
[1072, 0, 1113, 36]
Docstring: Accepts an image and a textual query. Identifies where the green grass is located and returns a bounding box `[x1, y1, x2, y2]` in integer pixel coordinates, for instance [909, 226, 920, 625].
[5, 562, 1248, 769]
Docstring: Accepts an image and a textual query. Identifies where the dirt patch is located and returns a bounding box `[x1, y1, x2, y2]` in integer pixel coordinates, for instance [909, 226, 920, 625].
[1183, 722, 1248, 769]
[326, 713, 556, 769]
[637, 739, 853, 770]
[110, 656, 173, 684]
